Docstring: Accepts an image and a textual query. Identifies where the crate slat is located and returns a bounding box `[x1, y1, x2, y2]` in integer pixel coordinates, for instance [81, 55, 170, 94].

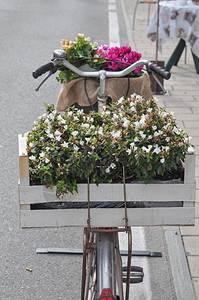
[19, 183, 195, 204]
[20, 207, 195, 228]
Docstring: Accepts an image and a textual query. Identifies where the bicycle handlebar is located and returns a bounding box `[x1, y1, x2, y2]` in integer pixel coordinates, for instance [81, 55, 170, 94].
[32, 54, 171, 81]
[32, 62, 55, 78]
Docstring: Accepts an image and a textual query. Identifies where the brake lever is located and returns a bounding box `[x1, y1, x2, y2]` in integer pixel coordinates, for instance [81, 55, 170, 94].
[35, 66, 58, 91]
[151, 72, 167, 94]
[145, 66, 167, 95]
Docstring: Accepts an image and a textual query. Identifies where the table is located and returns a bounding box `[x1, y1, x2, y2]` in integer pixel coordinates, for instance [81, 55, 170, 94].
[147, 0, 199, 73]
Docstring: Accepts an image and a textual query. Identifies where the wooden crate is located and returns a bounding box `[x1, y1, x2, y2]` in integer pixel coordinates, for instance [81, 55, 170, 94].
[18, 134, 196, 228]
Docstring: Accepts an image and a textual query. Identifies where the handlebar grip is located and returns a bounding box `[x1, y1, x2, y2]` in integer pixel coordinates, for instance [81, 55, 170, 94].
[148, 62, 171, 80]
[32, 62, 55, 79]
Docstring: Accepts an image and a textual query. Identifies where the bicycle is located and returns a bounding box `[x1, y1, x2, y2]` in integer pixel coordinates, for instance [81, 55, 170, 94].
[32, 49, 170, 300]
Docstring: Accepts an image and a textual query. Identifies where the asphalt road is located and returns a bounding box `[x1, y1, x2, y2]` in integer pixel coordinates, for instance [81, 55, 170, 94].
[0, 0, 176, 299]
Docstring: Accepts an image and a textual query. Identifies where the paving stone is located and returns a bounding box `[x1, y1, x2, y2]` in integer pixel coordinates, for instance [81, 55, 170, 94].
[183, 236, 199, 255]
[166, 102, 199, 108]
[175, 114, 199, 120]
[181, 218, 199, 236]
[196, 190, 199, 201]
[187, 256, 199, 277]
[184, 121, 199, 128]
[193, 279, 199, 300]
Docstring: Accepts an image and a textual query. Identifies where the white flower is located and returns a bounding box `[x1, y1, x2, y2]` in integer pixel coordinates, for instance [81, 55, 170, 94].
[64, 125, 68, 130]
[153, 147, 161, 154]
[39, 152, 45, 158]
[130, 106, 136, 112]
[173, 126, 180, 135]
[44, 118, 51, 125]
[72, 131, 78, 137]
[134, 137, 139, 142]
[98, 127, 103, 135]
[85, 138, 90, 143]
[134, 121, 140, 129]
[123, 120, 130, 128]
[139, 131, 146, 139]
[126, 149, 131, 155]
[82, 123, 89, 129]
[45, 127, 51, 134]
[73, 145, 79, 151]
[48, 112, 55, 120]
[152, 125, 157, 131]
[56, 136, 61, 142]
[118, 96, 124, 104]
[160, 158, 165, 164]
[29, 142, 34, 148]
[112, 114, 119, 121]
[148, 135, 152, 140]
[105, 167, 110, 173]
[47, 133, 54, 139]
[74, 116, 79, 121]
[112, 131, 121, 139]
[147, 108, 153, 113]
[105, 110, 110, 115]
[45, 158, 50, 164]
[142, 145, 152, 153]
[55, 130, 61, 136]
[80, 140, 84, 146]
[188, 146, 194, 154]
[165, 137, 170, 142]
[154, 130, 163, 137]
[29, 155, 36, 161]
[110, 163, 116, 169]
[62, 142, 69, 148]
[77, 109, 84, 115]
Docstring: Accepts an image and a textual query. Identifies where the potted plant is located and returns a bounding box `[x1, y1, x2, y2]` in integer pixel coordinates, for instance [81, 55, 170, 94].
[54, 33, 153, 111]
[18, 94, 195, 228]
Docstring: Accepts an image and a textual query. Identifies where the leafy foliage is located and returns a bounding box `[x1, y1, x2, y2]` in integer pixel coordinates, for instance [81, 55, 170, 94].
[55, 33, 143, 83]
[27, 95, 194, 198]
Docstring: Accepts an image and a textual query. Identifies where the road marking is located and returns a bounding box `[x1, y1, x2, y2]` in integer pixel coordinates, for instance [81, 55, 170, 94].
[119, 228, 153, 299]
[108, 0, 120, 47]
[120, 0, 136, 49]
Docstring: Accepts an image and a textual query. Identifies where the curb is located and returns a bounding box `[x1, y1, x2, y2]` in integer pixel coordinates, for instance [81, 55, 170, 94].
[164, 226, 196, 300]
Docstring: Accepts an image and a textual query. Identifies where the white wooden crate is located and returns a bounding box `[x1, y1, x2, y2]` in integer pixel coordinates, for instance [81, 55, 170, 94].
[18, 134, 196, 228]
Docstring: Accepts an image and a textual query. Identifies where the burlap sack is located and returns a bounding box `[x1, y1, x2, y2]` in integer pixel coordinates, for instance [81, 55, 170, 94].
[56, 72, 153, 111]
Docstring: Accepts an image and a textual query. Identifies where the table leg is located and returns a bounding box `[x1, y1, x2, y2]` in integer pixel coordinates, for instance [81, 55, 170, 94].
[165, 39, 186, 72]
[192, 51, 199, 74]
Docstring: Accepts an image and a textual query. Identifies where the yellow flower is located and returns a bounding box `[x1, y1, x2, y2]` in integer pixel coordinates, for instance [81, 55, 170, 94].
[77, 33, 85, 38]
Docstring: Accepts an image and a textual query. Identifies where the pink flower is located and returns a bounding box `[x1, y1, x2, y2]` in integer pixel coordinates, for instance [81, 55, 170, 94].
[97, 46, 143, 74]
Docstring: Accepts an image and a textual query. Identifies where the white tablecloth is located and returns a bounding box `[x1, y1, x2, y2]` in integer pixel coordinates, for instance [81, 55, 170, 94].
[147, 1, 199, 58]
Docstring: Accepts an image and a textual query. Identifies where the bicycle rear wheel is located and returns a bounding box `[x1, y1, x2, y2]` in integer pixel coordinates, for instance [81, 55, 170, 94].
[81, 229, 124, 300]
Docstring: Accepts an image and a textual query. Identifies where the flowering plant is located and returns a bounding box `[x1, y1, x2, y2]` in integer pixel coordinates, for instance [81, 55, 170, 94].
[55, 33, 143, 83]
[27, 94, 194, 198]
[97, 45, 143, 73]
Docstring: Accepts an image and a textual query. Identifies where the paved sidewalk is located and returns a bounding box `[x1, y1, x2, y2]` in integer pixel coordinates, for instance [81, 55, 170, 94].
[124, 0, 199, 298]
